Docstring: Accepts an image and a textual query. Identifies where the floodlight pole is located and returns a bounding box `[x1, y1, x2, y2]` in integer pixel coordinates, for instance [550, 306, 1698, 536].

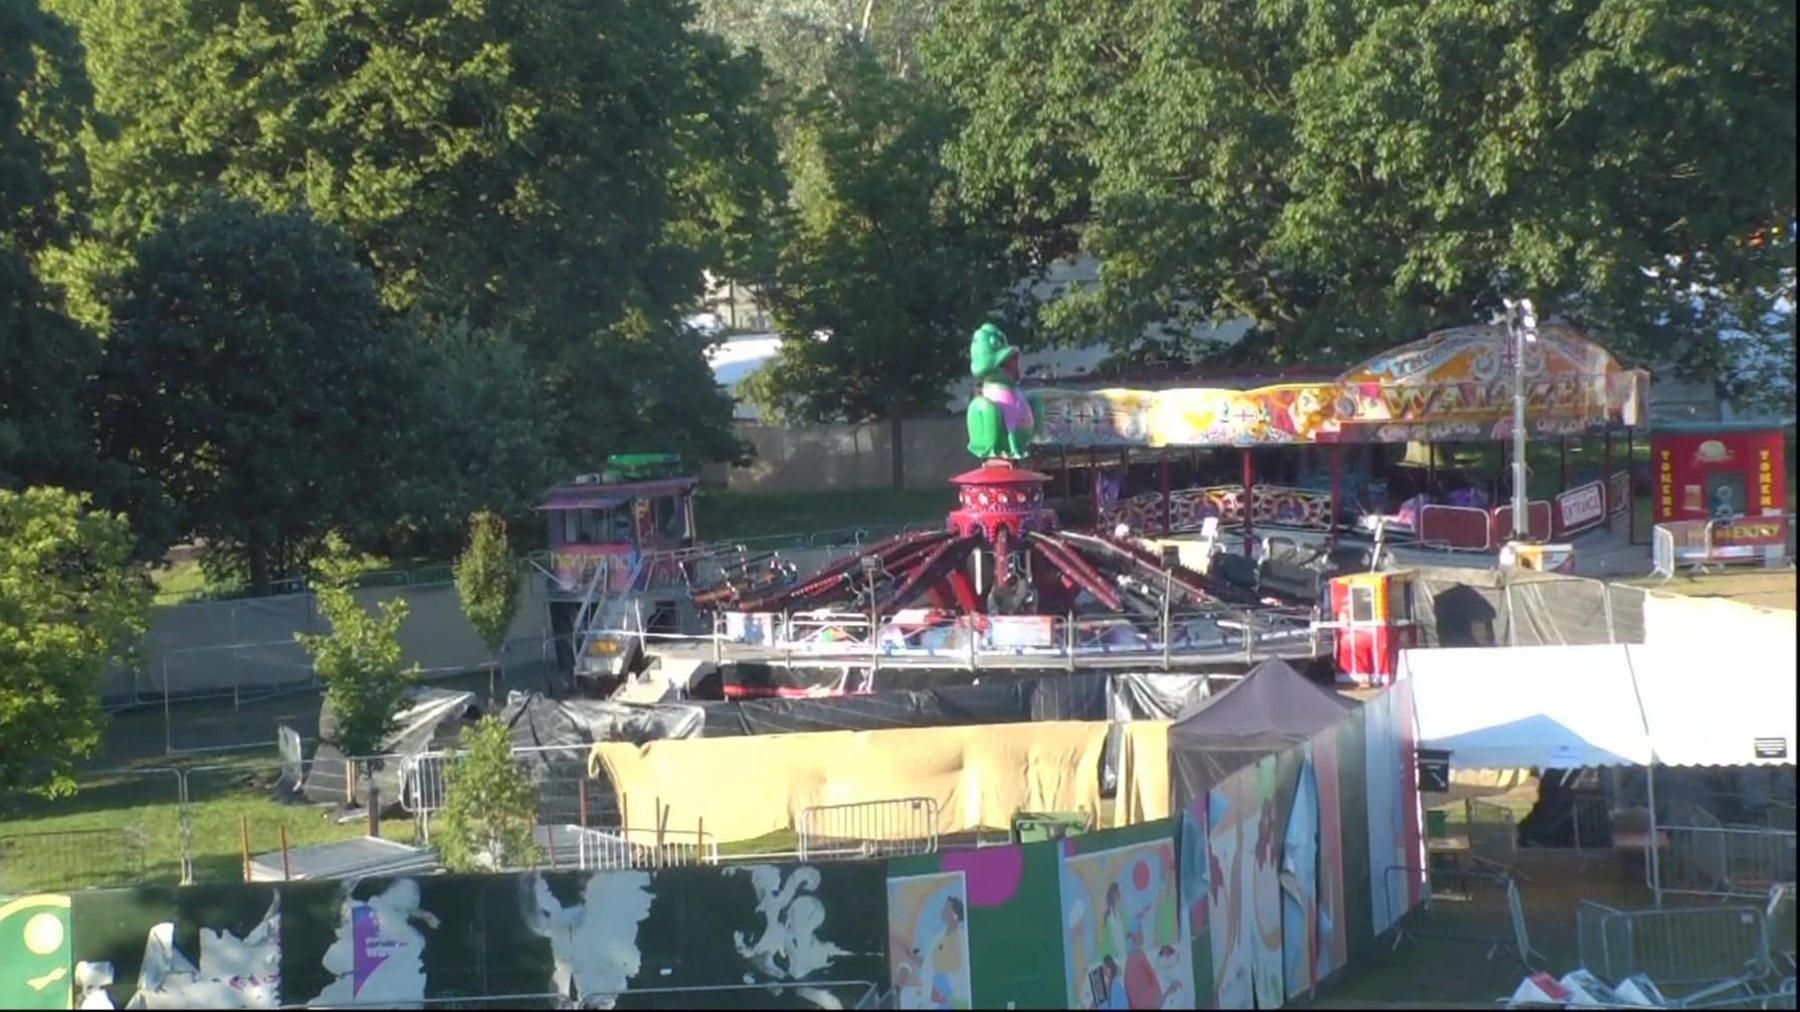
[1505, 299, 1537, 540]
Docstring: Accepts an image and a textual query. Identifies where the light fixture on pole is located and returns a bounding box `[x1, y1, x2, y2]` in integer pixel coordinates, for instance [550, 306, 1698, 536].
[1503, 297, 1539, 542]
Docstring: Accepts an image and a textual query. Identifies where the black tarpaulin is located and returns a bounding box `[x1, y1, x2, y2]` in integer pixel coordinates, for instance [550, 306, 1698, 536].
[498, 692, 705, 749]
[691, 673, 1115, 737]
[1168, 657, 1357, 813]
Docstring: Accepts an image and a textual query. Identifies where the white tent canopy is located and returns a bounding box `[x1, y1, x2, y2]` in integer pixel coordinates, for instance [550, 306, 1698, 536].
[1404, 643, 1797, 770]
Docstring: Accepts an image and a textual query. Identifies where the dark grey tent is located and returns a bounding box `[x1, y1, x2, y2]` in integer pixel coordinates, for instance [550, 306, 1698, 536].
[1168, 657, 1358, 814]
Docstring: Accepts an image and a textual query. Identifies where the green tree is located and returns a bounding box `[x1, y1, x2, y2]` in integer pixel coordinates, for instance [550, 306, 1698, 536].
[51, 0, 780, 464]
[0, 487, 149, 796]
[384, 319, 562, 559]
[434, 715, 539, 873]
[926, 0, 1796, 373]
[89, 196, 416, 590]
[297, 534, 419, 762]
[746, 43, 1008, 488]
[0, 0, 102, 491]
[454, 511, 520, 701]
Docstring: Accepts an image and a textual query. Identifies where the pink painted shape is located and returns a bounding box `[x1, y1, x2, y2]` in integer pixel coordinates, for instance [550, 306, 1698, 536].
[942, 845, 1025, 908]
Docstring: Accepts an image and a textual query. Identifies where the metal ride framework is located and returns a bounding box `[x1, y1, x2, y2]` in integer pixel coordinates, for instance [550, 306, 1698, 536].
[672, 460, 1334, 677]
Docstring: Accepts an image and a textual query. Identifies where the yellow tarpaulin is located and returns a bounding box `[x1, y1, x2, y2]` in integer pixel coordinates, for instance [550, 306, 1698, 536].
[1117, 720, 1173, 826]
[589, 720, 1110, 843]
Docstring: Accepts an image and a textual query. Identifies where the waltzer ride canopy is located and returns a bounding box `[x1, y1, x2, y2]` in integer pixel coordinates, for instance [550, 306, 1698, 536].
[1031, 323, 1650, 448]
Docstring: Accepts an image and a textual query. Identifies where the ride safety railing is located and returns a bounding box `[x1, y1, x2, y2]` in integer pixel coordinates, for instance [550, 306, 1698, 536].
[1653, 514, 1794, 580]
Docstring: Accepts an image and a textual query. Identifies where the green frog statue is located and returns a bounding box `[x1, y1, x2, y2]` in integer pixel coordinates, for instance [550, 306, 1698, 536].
[965, 323, 1042, 460]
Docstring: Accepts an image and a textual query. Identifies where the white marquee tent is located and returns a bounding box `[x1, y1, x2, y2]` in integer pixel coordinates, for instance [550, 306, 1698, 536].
[1403, 636, 1797, 902]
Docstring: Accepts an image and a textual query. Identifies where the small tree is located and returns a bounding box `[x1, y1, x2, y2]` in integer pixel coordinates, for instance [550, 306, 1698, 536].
[454, 511, 520, 701]
[297, 534, 418, 801]
[434, 716, 540, 873]
[0, 488, 151, 797]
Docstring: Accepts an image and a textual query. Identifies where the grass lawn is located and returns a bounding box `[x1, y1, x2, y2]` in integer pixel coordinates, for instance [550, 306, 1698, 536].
[695, 486, 959, 543]
[0, 763, 415, 892]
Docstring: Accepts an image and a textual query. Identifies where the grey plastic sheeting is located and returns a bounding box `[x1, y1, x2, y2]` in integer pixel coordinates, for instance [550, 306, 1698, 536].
[1410, 568, 1645, 648]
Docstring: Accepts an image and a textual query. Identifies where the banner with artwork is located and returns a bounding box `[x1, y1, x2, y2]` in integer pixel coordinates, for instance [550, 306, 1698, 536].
[57, 865, 885, 1010]
[1058, 827, 1195, 1010]
[1034, 323, 1648, 449]
[887, 842, 1068, 1008]
[888, 872, 973, 1009]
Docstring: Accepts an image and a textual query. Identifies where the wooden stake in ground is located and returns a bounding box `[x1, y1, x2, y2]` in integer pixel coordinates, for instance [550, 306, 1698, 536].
[240, 814, 252, 883]
[279, 823, 292, 882]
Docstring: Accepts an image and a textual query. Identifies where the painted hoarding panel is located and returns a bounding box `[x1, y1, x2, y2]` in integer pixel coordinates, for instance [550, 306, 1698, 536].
[1, 893, 73, 1010]
[887, 871, 973, 1010]
[1281, 754, 1319, 999]
[888, 843, 1066, 1009]
[1058, 827, 1194, 1010]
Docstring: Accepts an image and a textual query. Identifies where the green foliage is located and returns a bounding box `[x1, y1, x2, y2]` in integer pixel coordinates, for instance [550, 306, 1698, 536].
[454, 512, 520, 660]
[295, 535, 419, 762]
[0, 487, 149, 797]
[0, 0, 102, 491]
[747, 43, 1008, 429]
[384, 318, 562, 558]
[89, 196, 415, 590]
[51, 0, 779, 464]
[926, 0, 1797, 371]
[434, 715, 539, 874]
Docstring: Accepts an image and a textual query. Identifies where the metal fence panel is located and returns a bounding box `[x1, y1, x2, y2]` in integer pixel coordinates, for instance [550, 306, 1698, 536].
[798, 798, 939, 861]
[1663, 824, 1799, 899]
[577, 827, 718, 871]
[0, 768, 184, 889]
[1578, 900, 1768, 988]
[1466, 798, 1519, 872]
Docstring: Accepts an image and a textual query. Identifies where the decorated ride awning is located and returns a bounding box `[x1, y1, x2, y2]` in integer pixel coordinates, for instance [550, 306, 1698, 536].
[538, 476, 700, 511]
[1031, 323, 1650, 449]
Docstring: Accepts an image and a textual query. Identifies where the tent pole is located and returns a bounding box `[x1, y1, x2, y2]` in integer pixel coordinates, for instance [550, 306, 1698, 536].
[1622, 647, 1663, 906]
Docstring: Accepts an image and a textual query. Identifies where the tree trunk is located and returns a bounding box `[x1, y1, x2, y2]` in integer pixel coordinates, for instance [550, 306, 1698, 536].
[248, 530, 272, 596]
[888, 403, 906, 491]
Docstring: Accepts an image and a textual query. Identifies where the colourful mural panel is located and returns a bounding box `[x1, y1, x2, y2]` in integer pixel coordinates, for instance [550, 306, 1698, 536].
[888, 842, 1067, 1009]
[1, 894, 72, 1009]
[1058, 831, 1193, 1010]
[1205, 771, 1253, 1010]
[1249, 756, 1284, 1010]
[1281, 753, 1320, 999]
[1311, 724, 1349, 980]
[887, 871, 973, 1010]
[1177, 800, 1212, 1008]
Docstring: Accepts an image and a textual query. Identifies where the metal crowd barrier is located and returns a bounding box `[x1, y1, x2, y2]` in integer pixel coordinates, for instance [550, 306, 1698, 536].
[1576, 896, 1787, 1001]
[1661, 824, 1799, 900]
[577, 826, 718, 871]
[1467, 799, 1521, 874]
[1385, 864, 1540, 968]
[798, 797, 940, 861]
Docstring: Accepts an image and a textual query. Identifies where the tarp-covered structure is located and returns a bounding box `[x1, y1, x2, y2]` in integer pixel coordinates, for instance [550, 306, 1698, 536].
[302, 687, 480, 806]
[497, 692, 704, 749]
[690, 671, 1214, 736]
[1167, 658, 1360, 813]
[589, 721, 1110, 842]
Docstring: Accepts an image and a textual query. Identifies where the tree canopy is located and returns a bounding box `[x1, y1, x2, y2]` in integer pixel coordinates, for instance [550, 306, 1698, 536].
[90, 197, 415, 591]
[926, 0, 1797, 373]
[297, 535, 419, 762]
[745, 43, 1009, 484]
[0, 0, 101, 491]
[49, 0, 777, 463]
[0, 487, 149, 796]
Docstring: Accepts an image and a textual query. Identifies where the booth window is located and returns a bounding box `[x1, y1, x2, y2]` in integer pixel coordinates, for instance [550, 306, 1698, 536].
[1350, 586, 1376, 624]
[654, 495, 684, 541]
